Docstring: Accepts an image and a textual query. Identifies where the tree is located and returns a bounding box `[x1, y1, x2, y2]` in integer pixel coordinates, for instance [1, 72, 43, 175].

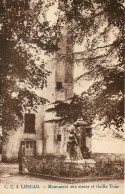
[43, 0, 124, 131]
[0, 0, 54, 153]
[0, 0, 56, 161]
[0, 0, 124, 136]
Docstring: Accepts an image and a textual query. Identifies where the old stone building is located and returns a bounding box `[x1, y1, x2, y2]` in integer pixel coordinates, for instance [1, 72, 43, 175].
[1, 28, 84, 161]
[19, 28, 93, 160]
[20, 28, 75, 158]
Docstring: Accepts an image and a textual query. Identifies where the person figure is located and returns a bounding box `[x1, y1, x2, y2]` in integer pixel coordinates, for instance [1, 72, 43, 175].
[67, 129, 78, 159]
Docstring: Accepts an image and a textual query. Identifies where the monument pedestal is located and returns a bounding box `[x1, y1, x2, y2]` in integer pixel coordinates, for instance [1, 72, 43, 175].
[65, 158, 96, 168]
[65, 118, 96, 169]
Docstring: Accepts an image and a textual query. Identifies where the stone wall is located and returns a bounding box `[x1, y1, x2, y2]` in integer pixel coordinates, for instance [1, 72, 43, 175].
[91, 153, 124, 162]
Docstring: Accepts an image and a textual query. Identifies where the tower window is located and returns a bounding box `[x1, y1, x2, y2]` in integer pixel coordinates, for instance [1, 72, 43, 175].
[56, 82, 62, 90]
[57, 134, 61, 141]
[24, 114, 35, 133]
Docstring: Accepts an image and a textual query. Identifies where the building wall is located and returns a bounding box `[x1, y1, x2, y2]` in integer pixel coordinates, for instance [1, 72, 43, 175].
[2, 126, 22, 162]
[45, 59, 56, 103]
[2, 105, 44, 162]
[43, 122, 72, 156]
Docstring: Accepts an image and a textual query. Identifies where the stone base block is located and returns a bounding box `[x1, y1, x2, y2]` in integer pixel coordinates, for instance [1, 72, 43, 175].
[64, 158, 96, 168]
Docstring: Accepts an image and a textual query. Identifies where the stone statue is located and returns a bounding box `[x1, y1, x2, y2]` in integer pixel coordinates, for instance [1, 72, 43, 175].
[67, 129, 78, 159]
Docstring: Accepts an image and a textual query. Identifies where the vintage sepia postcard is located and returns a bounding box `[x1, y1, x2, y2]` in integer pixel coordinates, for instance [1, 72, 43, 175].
[0, 1, 124, 194]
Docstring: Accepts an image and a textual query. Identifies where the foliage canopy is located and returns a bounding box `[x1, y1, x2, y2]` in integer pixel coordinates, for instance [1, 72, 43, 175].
[0, 0, 124, 132]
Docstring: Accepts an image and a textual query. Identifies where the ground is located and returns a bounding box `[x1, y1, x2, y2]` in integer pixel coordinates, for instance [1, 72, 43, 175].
[0, 162, 124, 194]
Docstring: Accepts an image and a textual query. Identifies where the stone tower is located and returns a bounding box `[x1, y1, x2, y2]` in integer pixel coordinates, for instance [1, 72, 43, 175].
[45, 28, 74, 103]
[42, 28, 74, 156]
